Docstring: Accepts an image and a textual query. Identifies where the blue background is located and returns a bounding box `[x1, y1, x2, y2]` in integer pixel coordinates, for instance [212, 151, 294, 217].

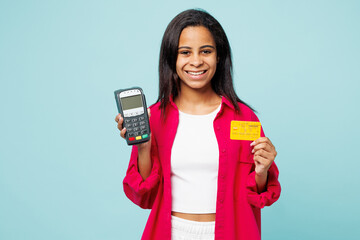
[1, 0, 359, 239]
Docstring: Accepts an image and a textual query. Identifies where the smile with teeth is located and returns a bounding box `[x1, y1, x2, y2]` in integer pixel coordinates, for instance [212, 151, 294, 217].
[186, 70, 207, 76]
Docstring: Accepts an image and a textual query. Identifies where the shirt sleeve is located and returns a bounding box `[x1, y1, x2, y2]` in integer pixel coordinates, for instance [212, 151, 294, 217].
[122, 134, 161, 209]
[246, 113, 281, 208]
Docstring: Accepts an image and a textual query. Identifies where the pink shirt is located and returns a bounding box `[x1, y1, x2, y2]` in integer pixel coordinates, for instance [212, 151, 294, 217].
[123, 96, 281, 240]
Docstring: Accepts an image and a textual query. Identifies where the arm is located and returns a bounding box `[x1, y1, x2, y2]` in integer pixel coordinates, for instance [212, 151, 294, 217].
[246, 161, 281, 208]
[251, 137, 277, 194]
[116, 110, 153, 181]
[122, 134, 161, 209]
[255, 171, 268, 194]
[245, 113, 281, 208]
[137, 139, 152, 180]
[115, 111, 161, 209]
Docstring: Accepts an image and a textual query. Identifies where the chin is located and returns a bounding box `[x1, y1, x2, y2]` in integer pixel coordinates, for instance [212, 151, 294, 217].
[183, 82, 212, 91]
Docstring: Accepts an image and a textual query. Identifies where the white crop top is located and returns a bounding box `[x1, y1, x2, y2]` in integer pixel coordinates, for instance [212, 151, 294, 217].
[171, 104, 221, 214]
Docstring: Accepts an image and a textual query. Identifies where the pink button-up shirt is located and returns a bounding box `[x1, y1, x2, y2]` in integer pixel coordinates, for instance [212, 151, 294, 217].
[123, 96, 281, 240]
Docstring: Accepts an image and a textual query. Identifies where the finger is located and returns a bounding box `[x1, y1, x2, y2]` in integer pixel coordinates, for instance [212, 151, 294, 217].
[253, 154, 272, 166]
[120, 127, 127, 139]
[252, 142, 273, 153]
[254, 138, 276, 157]
[251, 137, 275, 149]
[251, 137, 270, 146]
[147, 108, 151, 118]
[117, 115, 124, 131]
[115, 113, 121, 122]
[253, 148, 274, 160]
[254, 159, 261, 166]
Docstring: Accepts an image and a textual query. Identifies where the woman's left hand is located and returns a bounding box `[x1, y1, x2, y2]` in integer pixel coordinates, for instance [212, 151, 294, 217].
[250, 137, 277, 177]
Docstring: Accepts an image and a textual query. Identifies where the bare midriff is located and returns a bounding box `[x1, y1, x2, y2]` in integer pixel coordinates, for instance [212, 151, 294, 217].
[171, 211, 216, 222]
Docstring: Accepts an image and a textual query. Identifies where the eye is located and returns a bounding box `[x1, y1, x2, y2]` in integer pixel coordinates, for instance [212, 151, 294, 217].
[202, 49, 213, 54]
[179, 51, 190, 55]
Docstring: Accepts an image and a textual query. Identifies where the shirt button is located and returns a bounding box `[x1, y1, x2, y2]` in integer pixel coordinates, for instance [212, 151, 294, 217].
[216, 126, 220, 130]
[221, 149, 226, 153]
[221, 174, 225, 179]
[220, 199, 224, 203]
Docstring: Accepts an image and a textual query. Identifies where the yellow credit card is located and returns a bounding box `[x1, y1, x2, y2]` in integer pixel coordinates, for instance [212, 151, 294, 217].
[230, 121, 261, 141]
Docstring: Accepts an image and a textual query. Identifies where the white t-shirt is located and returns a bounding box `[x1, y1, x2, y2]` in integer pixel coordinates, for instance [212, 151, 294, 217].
[171, 104, 221, 213]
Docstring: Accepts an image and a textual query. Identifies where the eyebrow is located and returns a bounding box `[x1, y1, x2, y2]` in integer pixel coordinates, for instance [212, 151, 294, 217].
[178, 45, 216, 50]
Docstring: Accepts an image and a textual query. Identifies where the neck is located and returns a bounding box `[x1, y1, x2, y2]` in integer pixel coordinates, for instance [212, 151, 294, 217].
[174, 86, 221, 115]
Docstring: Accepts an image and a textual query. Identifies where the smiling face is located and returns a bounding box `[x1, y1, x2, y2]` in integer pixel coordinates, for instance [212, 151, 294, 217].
[176, 26, 218, 93]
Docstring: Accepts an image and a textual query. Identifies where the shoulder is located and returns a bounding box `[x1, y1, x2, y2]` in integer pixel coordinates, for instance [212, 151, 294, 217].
[148, 101, 173, 130]
[149, 101, 161, 112]
[236, 101, 260, 122]
[148, 102, 162, 121]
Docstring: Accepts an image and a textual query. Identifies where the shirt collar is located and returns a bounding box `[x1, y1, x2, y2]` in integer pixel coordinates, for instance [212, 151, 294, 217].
[221, 96, 235, 110]
[169, 95, 178, 110]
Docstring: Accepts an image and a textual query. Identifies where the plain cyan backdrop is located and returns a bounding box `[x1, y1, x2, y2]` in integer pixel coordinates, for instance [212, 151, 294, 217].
[1, 0, 359, 239]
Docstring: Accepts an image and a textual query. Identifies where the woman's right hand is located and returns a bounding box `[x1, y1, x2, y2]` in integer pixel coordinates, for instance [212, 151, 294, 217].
[114, 109, 152, 152]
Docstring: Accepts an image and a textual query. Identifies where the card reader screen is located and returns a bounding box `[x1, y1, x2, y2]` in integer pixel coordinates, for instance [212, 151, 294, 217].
[120, 95, 143, 110]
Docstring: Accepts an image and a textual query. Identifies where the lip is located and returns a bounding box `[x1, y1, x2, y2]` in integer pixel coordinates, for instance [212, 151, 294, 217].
[185, 70, 208, 79]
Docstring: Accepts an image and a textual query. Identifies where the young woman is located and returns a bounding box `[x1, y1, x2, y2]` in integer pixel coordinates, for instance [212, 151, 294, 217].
[115, 9, 281, 240]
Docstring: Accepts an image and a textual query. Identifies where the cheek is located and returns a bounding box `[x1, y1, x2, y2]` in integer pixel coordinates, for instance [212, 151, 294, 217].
[176, 58, 185, 68]
[175, 67, 185, 81]
[207, 56, 218, 71]
[210, 60, 217, 74]
[213, 62, 217, 71]
[176, 59, 187, 74]
[175, 63, 182, 75]
[175, 59, 180, 70]
[212, 58, 218, 69]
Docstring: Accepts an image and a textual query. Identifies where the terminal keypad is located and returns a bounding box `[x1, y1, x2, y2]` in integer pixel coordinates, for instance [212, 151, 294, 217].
[125, 115, 149, 142]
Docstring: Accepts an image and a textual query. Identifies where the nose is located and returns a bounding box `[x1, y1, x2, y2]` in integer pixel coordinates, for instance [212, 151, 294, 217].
[189, 53, 203, 67]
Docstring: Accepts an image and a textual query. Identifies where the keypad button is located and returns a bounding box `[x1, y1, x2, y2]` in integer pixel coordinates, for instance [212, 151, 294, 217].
[139, 121, 145, 125]
[139, 117, 145, 121]
[125, 123, 132, 128]
[133, 127, 139, 131]
[141, 130, 147, 135]
[140, 126, 146, 130]
[133, 123, 139, 127]
[129, 137, 135, 141]
[136, 136, 142, 140]
[142, 134, 148, 139]
[131, 118, 138, 122]
[125, 119, 131, 123]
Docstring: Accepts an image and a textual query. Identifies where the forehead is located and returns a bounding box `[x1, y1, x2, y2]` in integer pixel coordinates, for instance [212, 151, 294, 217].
[178, 26, 215, 46]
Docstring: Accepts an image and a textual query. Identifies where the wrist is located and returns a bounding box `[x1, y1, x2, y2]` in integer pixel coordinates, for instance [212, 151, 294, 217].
[255, 171, 268, 194]
[255, 171, 268, 179]
[137, 141, 151, 152]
